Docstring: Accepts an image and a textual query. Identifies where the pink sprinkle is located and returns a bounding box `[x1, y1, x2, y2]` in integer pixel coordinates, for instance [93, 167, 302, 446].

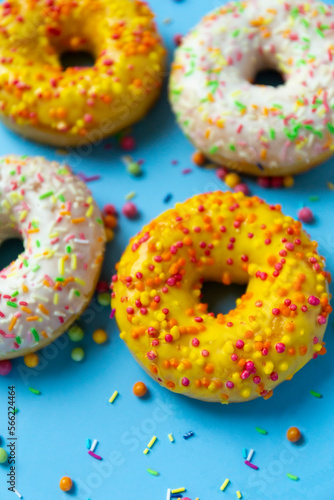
[192, 338, 199, 347]
[236, 339, 244, 349]
[298, 207, 314, 224]
[88, 451, 102, 460]
[122, 202, 138, 219]
[275, 343, 285, 353]
[201, 349, 209, 357]
[245, 460, 259, 470]
[308, 295, 320, 306]
[182, 377, 190, 386]
[147, 351, 157, 360]
[318, 315, 327, 325]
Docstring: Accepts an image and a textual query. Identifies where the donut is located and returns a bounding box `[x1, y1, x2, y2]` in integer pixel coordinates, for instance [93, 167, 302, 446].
[0, 0, 166, 147]
[0, 156, 105, 360]
[170, 0, 334, 176]
[112, 191, 331, 403]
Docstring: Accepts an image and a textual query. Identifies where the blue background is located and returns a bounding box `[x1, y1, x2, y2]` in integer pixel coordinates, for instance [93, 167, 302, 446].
[0, 1, 334, 499]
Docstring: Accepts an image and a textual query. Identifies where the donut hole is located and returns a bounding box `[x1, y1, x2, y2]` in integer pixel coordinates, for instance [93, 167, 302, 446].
[253, 68, 285, 88]
[0, 238, 24, 272]
[60, 50, 96, 70]
[201, 281, 247, 316]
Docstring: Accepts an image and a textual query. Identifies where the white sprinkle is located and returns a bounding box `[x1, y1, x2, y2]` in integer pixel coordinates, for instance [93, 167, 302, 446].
[90, 439, 98, 453]
[166, 488, 171, 500]
[14, 490, 22, 499]
[74, 238, 89, 244]
[247, 449, 254, 462]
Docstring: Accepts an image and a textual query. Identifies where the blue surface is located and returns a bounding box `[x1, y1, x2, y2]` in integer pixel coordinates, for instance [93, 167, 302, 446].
[0, 1, 334, 499]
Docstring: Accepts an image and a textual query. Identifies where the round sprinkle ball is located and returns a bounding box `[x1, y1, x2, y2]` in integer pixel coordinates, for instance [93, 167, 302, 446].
[0, 360, 12, 376]
[120, 135, 136, 151]
[71, 347, 85, 362]
[283, 175, 294, 188]
[192, 150, 206, 166]
[68, 324, 84, 342]
[97, 292, 110, 307]
[216, 167, 229, 180]
[122, 201, 138, 219]
[103, 204, 117, 216]
[93, 329, 108, 344]
[234, 183, 250, 195]
[59, 476, 73, 492]
[0, 448, 8, 464]
[104, 215, 118, 229]
[225, 172, 241, 188]
[287, 427, 301, 443]
[298, 207, 314, 224]
[24, 353, 39, 368]
[105, 228, 114, 242]
[133, 381, 147, 397]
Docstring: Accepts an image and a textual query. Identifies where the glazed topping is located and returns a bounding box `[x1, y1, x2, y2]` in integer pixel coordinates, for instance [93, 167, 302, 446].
[0, 0, 166, 138]
[170, 0, 334, 171]
[0, 156, 105, 356]
[112, 191, 330, 403]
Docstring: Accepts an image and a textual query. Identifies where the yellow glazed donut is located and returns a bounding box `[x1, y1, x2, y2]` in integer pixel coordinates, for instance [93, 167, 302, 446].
[0, 0, 166, 146]
[112, 192, 331, 403]
[170, 0, 334, 176]
[0, 156, 106, 360]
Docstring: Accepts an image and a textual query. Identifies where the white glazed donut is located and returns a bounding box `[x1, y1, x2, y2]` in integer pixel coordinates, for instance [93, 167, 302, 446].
[0, 156, 106, 360]
[170, 0, 334, 176]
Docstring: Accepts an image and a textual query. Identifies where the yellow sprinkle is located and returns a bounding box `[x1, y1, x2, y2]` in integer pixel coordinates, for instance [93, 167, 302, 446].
[109, 391, 118, 404]
[53, 293, 58, 305]
[71, 253, 77, 270]
[147, 435, 157, 448]
[143, 448, 149, 455]
[236, 491, 242, 499]
[171, 488, 186, 494]
[220, 479, 230, 491]
[59, 257, 65, 276]
[168, 433, 174, 443]
[86, 204, 94, 217]
[75, 277, 85, 286]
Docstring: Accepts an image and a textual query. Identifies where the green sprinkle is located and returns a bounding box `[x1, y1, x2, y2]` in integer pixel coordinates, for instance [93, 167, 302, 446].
[255, 427, 268, 435]
[58, 194, 65, 202]
[301, 19, 310, 28]
[96, 218, 103, 225]
[21, 176, 26, 182]
[316, 28, 324, 38]
[32, 265, 40, 272]
[309, 196, 319, 202]
[55, 277, 65, 282]
[66, 245, 72, 253]
[327, 123, 334, 134]
[290, 6, 299, 17]
[207, 80, 219, 94]
[229, 144, 236, 152]
[272, 104, 283, 109]
[287, 474, 299, 481]
[12, 291, 19, 297]
[232, 29, 240, 37]
[29, 387, 41, 395]
[10, 170, 15, 176]
[31, 328, 39, 342]
[74, 290, 80, 297]
[36, 241, 40, 248]
[15, 336, 21, 345]
[304, 125, 323, 138]
[270, 129, 276, 140]
[7, 301, 18, 308]
[23, 260, 28, 267]
[125, 191, 136, 201]
[235, 101, 246, 110]
[31, 221, 39, 229]
[39, 191, 54, 200]
[310, 390, 322, 398]
[209, 145, 219, 154]
[57, 168, 70, 175]
[147, 469, 159, 476]
[302, 37, 310, 43]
